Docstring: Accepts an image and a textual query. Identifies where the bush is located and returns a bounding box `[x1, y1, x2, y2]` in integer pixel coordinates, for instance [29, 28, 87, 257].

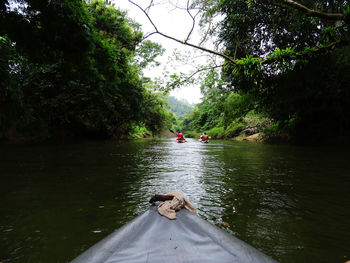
[206, 126, 225, 139]
[183, 130, 199, 138]
[242, 111, 272, 130]
[128, 124, 151, 138]
[223, 120, 245, 138]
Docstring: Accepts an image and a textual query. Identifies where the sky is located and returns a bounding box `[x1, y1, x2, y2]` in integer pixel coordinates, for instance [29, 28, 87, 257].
[113, 0, 205, 104]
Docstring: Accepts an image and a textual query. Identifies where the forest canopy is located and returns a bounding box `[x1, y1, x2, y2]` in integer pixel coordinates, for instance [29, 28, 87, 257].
[0, 0, 174, 140]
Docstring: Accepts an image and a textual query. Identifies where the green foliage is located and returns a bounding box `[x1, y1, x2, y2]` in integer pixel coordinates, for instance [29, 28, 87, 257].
[246, 0, 257, 7]
[222, 111, 269, 138]
[183, 130, 200, 138]
[321, 26, 338, 43]
[166, 73, 183, 90]
[205, 126, 225, 138]
[167, 96, 193, 117]
[0, 0, 169, 140]
[193, 0, 350, 141]
[223, 120, 245, 138]
[243, 111, 271, 129]
[181, 106, 201, 132]
[180, 87, 269, 139]
[266, 47, 296, 61]
[233, 55, 261, 77]
[135, 40, 165, 69]
[222, 92, 253, 126]
[141, 88, 176, 134]
[263, 119, 296, 142]
[128, 124, 152, 138]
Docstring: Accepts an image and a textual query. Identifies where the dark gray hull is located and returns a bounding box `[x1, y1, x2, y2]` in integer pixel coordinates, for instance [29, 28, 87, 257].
[70, 205, 278, 263]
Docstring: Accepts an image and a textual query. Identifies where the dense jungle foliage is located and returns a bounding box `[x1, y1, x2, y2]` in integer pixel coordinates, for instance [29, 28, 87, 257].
[0, 0, 175, 141]
[181, 0, 350, 142]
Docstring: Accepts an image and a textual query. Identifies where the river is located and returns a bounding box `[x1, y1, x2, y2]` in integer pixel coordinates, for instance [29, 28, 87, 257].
[1, 138, 349, 263]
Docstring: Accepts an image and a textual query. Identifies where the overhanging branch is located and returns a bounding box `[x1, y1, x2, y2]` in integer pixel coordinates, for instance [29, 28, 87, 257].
[168, 64, 224, 89]
[127, 0, 347, 69]
[279, 0, 344, 21]
[128, 0, 236, 64]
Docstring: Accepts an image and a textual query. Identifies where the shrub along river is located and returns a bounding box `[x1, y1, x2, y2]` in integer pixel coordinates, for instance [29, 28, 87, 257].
[1, 138, 350, 263]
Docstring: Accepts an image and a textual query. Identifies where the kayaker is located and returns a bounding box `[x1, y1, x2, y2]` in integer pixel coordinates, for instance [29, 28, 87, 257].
[176, 132, 186, 142]
[201, 132, 209, 142]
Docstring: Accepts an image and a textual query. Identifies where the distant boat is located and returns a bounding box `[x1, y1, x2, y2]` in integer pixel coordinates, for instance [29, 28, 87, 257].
[70, 205, 278, 263]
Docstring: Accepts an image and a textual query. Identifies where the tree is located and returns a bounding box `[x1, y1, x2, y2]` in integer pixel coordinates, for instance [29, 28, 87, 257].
[0, 0, 169, 140]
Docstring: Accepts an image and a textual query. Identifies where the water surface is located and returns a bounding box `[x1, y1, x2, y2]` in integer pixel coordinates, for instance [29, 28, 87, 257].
[1, 138, 349, 262]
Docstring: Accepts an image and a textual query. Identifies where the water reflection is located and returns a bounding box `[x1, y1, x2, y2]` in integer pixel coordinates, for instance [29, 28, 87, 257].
[1, 139, 350, 263]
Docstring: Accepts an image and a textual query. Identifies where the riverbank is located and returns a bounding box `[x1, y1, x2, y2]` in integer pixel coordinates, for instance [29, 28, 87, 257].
[185, 132, 264, 143]
[184, 129, 350, 145]
[184, 127, 265, 144]
[232, 133, 263, 143]
[3, 125, 349, 146]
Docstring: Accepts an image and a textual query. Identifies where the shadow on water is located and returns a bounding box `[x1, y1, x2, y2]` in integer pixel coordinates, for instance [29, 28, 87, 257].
[1, 138, 350, 262]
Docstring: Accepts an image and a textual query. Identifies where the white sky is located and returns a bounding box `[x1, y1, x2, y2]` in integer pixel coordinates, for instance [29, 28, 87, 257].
[113, 0, 205, 104]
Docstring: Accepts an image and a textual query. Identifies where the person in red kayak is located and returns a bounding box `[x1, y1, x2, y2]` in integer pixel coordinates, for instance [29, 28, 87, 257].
[176, 131, 187, 142]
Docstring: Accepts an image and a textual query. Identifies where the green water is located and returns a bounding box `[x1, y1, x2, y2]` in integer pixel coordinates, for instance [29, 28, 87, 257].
[1, 138, 349, 263]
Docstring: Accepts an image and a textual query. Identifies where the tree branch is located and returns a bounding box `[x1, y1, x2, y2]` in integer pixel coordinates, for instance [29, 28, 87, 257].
[128, 0, 159, 32]
[185, 0, 194, 42]
[278, 0, 344, 21]
[169, 64, 224, 88]
[144, 0, 153, 13]
[128, 0, 236, 64]
[128, 0, 347, 70]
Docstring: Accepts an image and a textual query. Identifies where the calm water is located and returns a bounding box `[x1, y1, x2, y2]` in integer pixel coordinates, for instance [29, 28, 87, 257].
[1, 138, 350, 263]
